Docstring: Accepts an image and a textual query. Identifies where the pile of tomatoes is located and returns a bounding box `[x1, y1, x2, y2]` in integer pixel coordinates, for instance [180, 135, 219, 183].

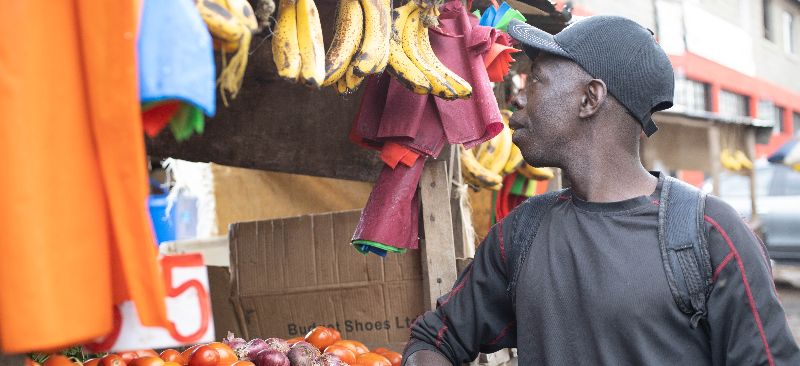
[34, 342, 246, 366]
[293, 326, 401, 366]
[30, 327, 401, 366]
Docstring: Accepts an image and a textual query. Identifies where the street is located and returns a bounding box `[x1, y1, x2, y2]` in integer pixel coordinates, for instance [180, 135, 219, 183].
[778, 283, 800, 344]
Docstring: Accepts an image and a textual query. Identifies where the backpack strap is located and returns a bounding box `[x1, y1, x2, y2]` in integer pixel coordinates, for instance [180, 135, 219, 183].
[658, 176, 713, 328]
[506, 189, 566, 306]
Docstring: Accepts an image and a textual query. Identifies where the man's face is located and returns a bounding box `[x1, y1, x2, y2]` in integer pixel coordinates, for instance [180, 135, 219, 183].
[509, 54, 584, 168]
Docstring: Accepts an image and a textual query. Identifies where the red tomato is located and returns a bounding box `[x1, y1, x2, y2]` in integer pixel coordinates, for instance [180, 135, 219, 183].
[134, 351, 159, 359]
[159, 350, 184, 365]
[330, 328, 341, 341]
[332, 340, 369, 355]
[377, 351, 401, 366]
[180, 345, 202, 362]
[116, 353, 138, 364]
[323, 345, 356, 364]
[304, 326, 339, 350]
[100, 354, 126, 366]
[286, 337, 304, 345]
[83, 359, 100, 366]
[230, 362, 254, 366]
[43, 355, 75, 366]
[205, 342, 238, 365]
[128, 357, 164, 366]
[163, 362, 182, 366]
[355, 353, 391, 366]
[188, 346, 219, 366]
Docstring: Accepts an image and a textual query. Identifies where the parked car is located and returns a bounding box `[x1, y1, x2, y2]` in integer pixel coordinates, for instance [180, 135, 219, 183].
[703, 161, 800, 263]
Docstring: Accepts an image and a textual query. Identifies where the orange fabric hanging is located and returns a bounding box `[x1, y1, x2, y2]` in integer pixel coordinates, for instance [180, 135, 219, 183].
[0, 0, 167, 353]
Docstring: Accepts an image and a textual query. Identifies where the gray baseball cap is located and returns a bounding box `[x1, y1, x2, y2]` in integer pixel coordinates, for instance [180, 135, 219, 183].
[507, 16, 674, 136]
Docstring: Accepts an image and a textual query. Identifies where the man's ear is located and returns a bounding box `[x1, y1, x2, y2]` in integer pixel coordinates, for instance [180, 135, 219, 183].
[579, 79, 607, 119]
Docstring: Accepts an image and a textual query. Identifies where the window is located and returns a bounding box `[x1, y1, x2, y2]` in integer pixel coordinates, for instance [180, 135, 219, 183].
[783, 11, 796, 53]
[794, 112, 800, 136]
[719, 90, 750, 118]
[673, 78, 710, 113]
[759, 100, 785, 134]
[764, 0, 773, 40]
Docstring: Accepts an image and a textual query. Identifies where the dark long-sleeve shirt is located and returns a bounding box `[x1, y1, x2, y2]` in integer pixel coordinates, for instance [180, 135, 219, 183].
[404, 174, 800, 365]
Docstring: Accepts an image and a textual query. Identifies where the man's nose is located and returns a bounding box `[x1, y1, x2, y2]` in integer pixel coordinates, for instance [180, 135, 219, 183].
[511, 92, 527, 110]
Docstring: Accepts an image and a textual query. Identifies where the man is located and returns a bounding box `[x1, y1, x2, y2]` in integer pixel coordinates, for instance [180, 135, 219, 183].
[402, 16, 800, 365]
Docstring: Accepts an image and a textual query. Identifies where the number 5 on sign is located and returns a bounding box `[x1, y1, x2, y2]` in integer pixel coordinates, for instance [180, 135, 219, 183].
[86, 254, 214, 352]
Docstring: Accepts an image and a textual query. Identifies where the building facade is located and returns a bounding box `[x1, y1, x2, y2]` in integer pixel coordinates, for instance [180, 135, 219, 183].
[561, 0, 800, 157]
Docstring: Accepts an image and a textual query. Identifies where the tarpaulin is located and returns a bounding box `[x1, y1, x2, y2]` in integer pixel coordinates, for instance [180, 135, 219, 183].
[0, 0, 168, 352]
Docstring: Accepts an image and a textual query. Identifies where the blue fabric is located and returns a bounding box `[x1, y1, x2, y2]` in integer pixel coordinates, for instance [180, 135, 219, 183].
[768, 138, 798, 163]
[479, 5, 496, 27]
[138, 0, 216, 116]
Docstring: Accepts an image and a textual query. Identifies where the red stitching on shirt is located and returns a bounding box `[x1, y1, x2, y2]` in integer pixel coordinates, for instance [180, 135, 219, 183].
[557, 195, 570, 201]
[713, 252, 735, 282]
[440, 266, 473, 307]
[486, 321, 516, 346]
[705, 215, 775, 366]
[435, 315, 449, 348]
[497, 221, 506, 264]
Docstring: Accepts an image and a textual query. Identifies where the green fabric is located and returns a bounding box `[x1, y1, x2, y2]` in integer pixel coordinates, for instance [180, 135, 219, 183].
[351, 240, 407, 254]
[169, 102, 205, 141]
[524, 178, 538, 197]
[473, 9, 482, 18]
[511, 174, 526, 195]
[495, 9, 526, 31]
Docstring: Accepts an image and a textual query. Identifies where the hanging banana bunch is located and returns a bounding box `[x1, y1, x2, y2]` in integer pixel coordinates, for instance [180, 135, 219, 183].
[196, 0, 258, 105]
[320, 0, 391, 94]
[390, 1, 471, 99]
[462, 110, 555, 191]
[272, 0, 327, 87]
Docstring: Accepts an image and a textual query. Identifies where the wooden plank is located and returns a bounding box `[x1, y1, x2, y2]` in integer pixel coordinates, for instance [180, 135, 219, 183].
[145, 0, 382, 182]
[708, 125, 722, 196]
[745, 128, 760, 225]
[419, 160, 459, 310]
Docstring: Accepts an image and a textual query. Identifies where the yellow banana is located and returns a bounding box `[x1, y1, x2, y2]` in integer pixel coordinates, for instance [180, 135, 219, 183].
[402, 8, 456, 99]
[461, 146, 503, 191]
[416, 12, 472, 99]
[720, 149, 742, 171]
[345, 63, 365, 92]
[352, 0, 391, 76]
[197, 0, 245, 42]
[386, 1, 432, 95]
[481, 126, 513, 174]
[322, 0, 364, 87]
[734, 150, 753, 170]
[218, 0, 258, 31]
[272, 0, 302, 82]
[517, 164, 554, 181]
[336, 76, 349, 95]
[503, 144, 524, 174]
[296, 0, 326, 88]
[213, 37, 240, 53]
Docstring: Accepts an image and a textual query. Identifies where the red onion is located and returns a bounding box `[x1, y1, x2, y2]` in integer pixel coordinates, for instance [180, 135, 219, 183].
[223, 331, 247, 351]
[313, 354, 344, 366]
[253, 350, 289, 366]
[287, 342, 320, 366]
[264, 338, 290, 354]
[245, 338, 271, 360]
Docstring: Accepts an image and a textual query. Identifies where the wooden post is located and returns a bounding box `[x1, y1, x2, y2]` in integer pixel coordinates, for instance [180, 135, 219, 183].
[420, 160, 459, 310]
[708, 125, 722, 196]
[746, 128, 759, 223]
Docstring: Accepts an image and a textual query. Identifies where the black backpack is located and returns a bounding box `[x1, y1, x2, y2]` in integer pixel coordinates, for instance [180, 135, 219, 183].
[505, 176, 713, 328]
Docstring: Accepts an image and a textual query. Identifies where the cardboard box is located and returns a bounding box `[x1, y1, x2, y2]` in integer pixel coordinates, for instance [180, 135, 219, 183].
[229, 210, 425, 351]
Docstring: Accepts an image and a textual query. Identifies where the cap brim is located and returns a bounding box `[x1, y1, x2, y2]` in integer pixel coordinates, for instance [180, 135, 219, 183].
[507, 19, 571, 60]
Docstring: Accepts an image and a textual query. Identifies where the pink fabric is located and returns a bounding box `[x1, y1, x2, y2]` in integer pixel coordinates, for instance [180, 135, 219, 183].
[351, 157, 425, 250]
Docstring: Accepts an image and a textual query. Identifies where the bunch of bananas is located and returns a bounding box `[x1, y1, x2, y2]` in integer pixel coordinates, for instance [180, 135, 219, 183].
[720, 149, 754, 171]
[461, 110, 554, 191]
[195, 0, 258, 104]
[320, 0, 392, 94]
[272, 0, 327, 88]
[385, 1, 471, 99]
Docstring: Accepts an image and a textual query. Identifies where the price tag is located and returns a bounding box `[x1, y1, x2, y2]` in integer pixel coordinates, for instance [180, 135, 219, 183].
[86, 254, 214, 352]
